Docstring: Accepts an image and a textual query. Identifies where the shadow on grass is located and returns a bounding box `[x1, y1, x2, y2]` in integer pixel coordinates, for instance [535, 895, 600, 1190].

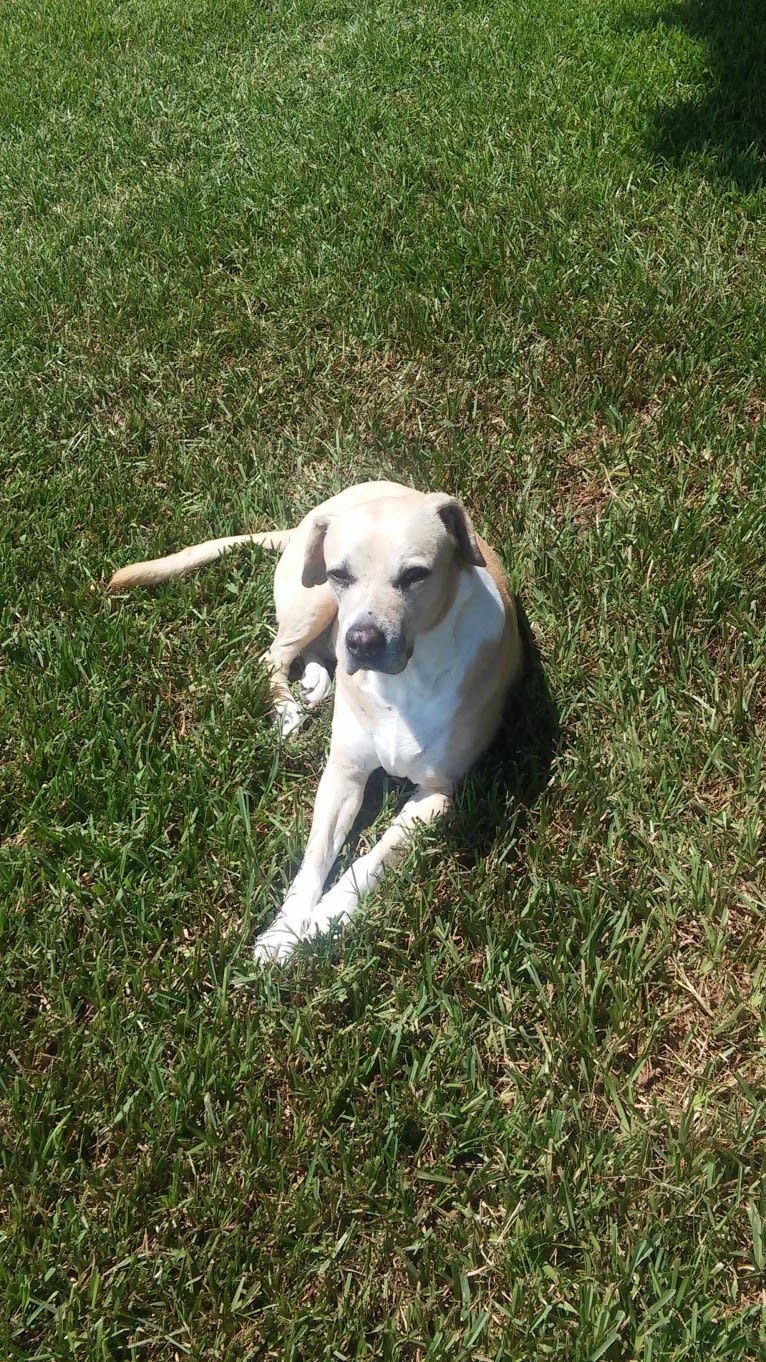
[638, 0, 766, 190]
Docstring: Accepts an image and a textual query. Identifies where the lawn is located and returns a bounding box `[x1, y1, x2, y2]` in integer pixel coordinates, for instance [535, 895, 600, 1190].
[1, 0, 765, 1357]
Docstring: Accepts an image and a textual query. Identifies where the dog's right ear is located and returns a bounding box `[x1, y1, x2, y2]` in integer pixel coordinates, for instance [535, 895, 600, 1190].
[301, 515, 329, 587]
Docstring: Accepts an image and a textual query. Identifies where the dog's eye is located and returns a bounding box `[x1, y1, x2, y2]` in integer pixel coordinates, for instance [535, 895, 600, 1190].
[396, 565, 432, 589]
[327, 567, 353, 589]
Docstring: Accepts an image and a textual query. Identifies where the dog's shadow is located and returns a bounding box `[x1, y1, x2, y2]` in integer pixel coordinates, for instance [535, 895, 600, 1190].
[341, 599, 560, 876]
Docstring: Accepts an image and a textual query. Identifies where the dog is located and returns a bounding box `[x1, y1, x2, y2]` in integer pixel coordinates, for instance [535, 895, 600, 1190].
[109, 482, 523, 963]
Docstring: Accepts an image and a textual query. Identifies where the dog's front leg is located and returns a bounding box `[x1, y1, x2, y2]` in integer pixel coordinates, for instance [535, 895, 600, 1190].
[306, 786, 452, 945]
[253, 749, 372, 964]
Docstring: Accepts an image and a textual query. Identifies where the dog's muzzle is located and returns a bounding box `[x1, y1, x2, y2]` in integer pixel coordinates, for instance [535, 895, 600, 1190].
[344, 620, 410, 675]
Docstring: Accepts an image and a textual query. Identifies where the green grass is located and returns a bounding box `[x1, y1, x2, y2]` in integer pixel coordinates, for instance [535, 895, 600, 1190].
[1, 0, 765, 1357]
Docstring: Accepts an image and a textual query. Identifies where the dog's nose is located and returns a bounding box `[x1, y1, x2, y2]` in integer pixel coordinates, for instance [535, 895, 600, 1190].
[346, 621, 385, 660]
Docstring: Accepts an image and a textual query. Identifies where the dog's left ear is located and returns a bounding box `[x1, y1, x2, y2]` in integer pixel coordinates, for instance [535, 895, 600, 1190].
[429, 494, 486, 567]
[302, 515, 330, 587]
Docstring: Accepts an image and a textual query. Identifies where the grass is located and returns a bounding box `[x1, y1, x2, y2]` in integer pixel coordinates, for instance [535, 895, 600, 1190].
[1, 0, 765, 1357]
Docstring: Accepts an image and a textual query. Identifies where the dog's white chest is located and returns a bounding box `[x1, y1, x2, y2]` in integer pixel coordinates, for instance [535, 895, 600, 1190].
[367, 677, 455, 782]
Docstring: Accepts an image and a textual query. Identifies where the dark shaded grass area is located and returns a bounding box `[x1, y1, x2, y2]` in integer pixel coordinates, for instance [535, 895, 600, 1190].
[640, 0, 766, 188]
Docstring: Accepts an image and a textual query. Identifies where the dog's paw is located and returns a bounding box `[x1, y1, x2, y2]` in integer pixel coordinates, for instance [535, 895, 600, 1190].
[307, 873, 362, 940]
[252, 917, 302, 966]
[275, 698, 304, 739]
[252, 892, 318, 966]
[300, 661, 333, 709]
[252, 931, 294, 966]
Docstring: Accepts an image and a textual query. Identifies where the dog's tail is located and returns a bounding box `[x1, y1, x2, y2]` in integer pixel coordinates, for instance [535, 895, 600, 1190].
[108, 529, 293, 592]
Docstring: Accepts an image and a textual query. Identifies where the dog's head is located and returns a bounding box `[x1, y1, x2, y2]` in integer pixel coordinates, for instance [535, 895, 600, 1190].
[301, 491, 485, 675]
